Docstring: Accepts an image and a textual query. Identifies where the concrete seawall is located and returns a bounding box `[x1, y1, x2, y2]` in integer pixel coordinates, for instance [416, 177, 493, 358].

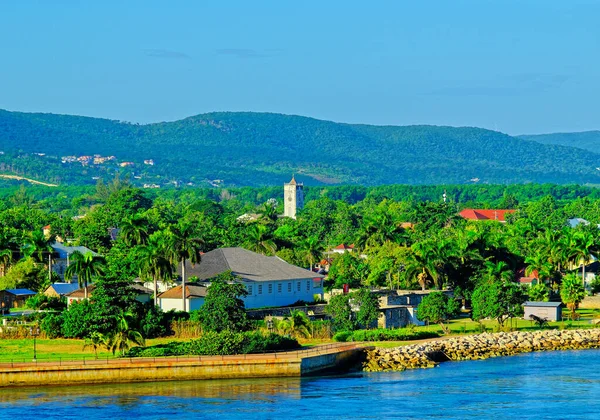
[0, 344, 367, 388]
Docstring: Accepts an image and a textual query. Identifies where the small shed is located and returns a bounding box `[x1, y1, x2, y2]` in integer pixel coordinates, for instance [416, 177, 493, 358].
[0, 289, 37, 309]
[523, 301, 562, 322]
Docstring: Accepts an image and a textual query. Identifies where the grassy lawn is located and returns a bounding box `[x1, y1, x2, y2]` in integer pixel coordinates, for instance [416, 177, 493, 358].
[0, 337, 188, 363]
[2, 308, 599, 361]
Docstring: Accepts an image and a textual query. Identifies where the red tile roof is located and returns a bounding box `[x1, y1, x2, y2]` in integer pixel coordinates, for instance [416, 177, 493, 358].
[334, 243, 355, 250]
[459, 209, 516, 222]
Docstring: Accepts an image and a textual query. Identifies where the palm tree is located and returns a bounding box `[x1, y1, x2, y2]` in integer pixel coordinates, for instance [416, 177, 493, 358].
[524, 250, 554, 284]
[560, 273, 586, 320]
[65, 251, 106, 299]
[483, 260, 514, 283]
[298, 236, 324, 271]
[120, 214, 149, 246]
[567, 230, 597, 286]
[21, 230, 55, 282]
[167, 222, 203, 312]
[278, 310, 311, 339]
[106, 312, 145, 356]
[243, 224, 277, 255]
[404, 243, 439, 291]
[139, 233, 173, 305]
[0, 248, 13, 277]
[83, 331, 108, 359]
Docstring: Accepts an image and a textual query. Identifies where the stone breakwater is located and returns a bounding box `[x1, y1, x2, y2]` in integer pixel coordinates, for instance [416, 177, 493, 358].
[364, 328, 600, 372]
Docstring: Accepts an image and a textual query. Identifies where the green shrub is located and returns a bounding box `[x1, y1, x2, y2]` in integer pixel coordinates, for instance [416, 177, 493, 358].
[125, 331, 300, 357]
[333, 328, 438, 342]
[40, 313, 63, 338]
[61, 300, 98, 338]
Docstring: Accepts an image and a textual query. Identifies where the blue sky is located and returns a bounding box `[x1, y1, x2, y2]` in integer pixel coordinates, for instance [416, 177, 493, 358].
[1, 0, 598, 134]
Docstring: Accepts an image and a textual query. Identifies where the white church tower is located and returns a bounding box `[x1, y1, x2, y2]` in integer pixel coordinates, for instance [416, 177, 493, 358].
[284, 175, 304, 219]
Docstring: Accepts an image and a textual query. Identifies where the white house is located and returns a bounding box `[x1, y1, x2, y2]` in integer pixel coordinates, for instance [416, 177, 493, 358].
[180, 247, 325, 309]
[158, 284, 208, 312]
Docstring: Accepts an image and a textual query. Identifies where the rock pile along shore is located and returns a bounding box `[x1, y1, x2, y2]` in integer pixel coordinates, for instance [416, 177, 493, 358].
[364, 328, 600, 372]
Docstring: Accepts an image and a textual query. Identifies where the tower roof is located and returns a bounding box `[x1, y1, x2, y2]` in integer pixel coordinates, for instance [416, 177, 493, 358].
[288, 175, 297, 185]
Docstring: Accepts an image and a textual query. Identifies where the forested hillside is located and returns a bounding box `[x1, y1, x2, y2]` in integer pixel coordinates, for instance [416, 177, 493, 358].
[2, 109, 600, 187]
[520, 131, 600, 154]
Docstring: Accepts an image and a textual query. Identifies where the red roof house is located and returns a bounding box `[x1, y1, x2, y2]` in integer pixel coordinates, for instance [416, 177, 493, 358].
[459, 209, 516, 223]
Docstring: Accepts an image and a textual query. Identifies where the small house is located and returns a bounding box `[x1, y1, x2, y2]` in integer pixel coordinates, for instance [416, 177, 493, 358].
[523, 301, 562, 322]
[158, 284, 208, 312]
[65, 284, 153, 307]
[44, 283, 80, 298]
[0, 289, 37, 310]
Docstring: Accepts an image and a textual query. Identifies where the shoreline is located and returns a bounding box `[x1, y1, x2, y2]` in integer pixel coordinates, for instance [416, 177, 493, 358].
[364, 328, 600, 371]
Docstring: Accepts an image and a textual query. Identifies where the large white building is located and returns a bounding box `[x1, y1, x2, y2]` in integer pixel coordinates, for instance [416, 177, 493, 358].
[283, 175, 304, 219]
[170, 247, 324, 310]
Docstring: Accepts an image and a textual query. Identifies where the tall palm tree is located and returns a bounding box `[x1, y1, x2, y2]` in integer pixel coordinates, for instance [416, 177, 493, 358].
[524, 250, 554, 284]
[0, 248, 13, 277]
[483, 260, 514, 283]
[106, 311, 145, 356]
[567, 230, 597, 286]
[298, 236, 324, 271]
[65, 251, 106, 299]
[120, 214, 149, 246]
[243, 224, 277, 255]
[167, 222, 203, 312]
[21, 230, 55, 282]
[139, 233, 174, 305]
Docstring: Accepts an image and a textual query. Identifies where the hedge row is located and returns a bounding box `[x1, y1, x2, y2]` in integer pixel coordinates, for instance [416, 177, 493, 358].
[125, 331, 300, 357]
[333, 328, 439, 342]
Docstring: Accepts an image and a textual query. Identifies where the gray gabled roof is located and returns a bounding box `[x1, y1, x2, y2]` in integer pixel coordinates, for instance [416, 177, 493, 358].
[524, 301, 562, 307]
[51, 243, 99, 258]
[183, 247, 324, 282]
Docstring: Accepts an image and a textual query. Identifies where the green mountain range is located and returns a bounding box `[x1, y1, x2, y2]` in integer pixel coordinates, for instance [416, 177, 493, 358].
[520, 131, 600, 154]
[1, 109, 600, 187]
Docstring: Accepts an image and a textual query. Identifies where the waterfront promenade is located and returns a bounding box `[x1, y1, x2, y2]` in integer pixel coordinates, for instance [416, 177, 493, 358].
[0, 343, 368, 388]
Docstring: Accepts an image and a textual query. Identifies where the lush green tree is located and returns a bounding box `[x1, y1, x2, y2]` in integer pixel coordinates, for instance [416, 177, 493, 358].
[567, 230, 597, 285]
[560, 273, 586, 320]
[196, 271, 249, 332]
[471, 279, 525, 327]
[0, 257, 49, 292]
[417, 291, 460, 333]
[527, 283, 550, 302]
[65, 251, 106, 299]
[326, 289, 379, 330]
[327, 252, 369, 289]
[325, 293, 354, 331]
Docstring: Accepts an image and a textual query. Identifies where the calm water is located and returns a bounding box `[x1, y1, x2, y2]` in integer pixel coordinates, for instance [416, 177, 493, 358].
[1, 349, 599, 419]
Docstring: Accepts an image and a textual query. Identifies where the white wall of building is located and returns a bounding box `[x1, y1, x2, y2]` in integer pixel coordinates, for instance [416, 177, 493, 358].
[243, 278, 323, 309]
[159, 297, 205, 312]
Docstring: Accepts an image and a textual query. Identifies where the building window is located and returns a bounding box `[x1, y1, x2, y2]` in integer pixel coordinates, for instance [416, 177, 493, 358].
[307, 280, 310, 291]
[258, 285, 263, 295]
[297, 282, 301, 292]
[268, 284, 273, 294]
[248, 285, 253, 295]
[288, 283, 292, 292]
[278, 283, 282, 293]
[314, 280, 321, 289]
